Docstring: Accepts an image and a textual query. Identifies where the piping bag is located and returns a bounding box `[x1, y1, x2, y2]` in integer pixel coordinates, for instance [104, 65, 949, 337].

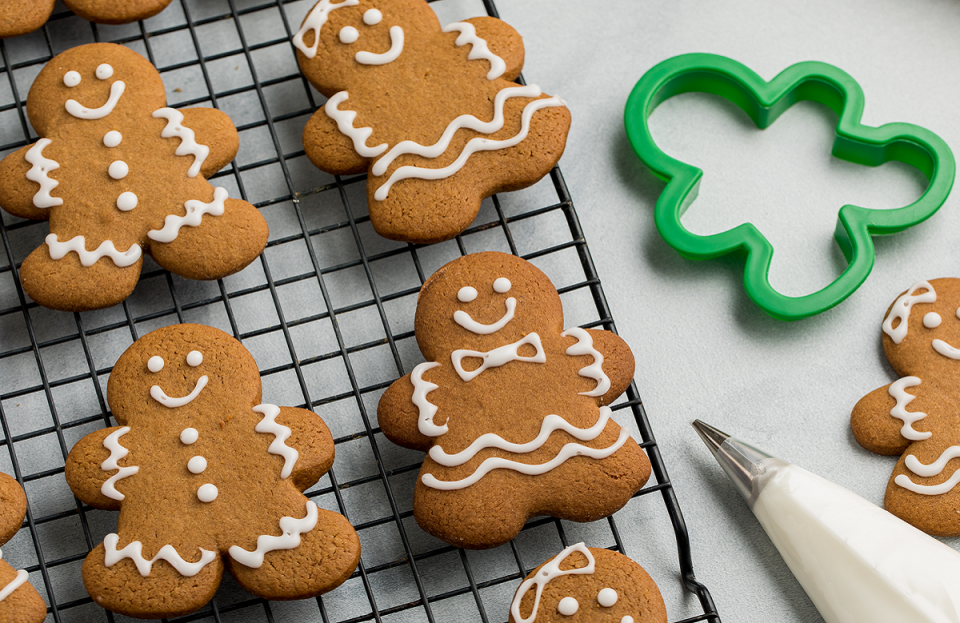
[693, 419, 960, 623]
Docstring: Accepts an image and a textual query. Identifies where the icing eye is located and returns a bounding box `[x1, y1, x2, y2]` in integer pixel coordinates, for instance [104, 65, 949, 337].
[103, 130, 122, 147]
[147, 356, 164, 373]
[96, 64, 113, 80]
[458, 286, 478, 302]
[186, 350, 203, 367]
[924, 312, 942, 329]
[557, 596, 579, 616]
[63, 71, 81, 87]
[597, 587, 618, 607]
[339, 26, 359, 44]
[493, 277, 511, 293]
[180, 428, 199, 445]
[363, 8, 383, 25]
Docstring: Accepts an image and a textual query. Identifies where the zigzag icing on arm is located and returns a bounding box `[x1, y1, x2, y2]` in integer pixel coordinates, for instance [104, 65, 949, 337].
[324, 92, 388, 158]
[103, 534, 216, 577]
[888, 376, 931, 441]
[374, 90, 565, 200]
[882, 280, 936, 344]
[411, 361, 446, 437]
[562, 327, 611, 397]
[510, 543, 595, 623]
[429, 406, 613, 467]
[152, 108, 210, 178]
[442, 21, 506, 80]
[293, 0, 359, 59]
[0, 551, 29, 604]
[252, 404, 299, 479]
[147, 186, 228, 243]
[46, 234, 142, 267]
[24, 138, 62, 208]
[101, 427, 140, 501]
[451, 332, 545, 382]
[228, 500, 318, 568]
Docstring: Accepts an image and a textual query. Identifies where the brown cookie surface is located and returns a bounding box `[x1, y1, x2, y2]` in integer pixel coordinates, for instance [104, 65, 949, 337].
[64, 324, 360, 619]
[509, 545, 667, 623]
[0, 473, 47, 623]
[378, 252, 650, 549]
[0, 0, 55, 38]
[852, 278, 960, 535]
[0, 43, 267, 312]
[63, 0, 173, 24]
[295, 0, 570, 244]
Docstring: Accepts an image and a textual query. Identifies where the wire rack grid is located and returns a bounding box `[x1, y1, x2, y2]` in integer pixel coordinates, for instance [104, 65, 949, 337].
[0, 1, 720, 622]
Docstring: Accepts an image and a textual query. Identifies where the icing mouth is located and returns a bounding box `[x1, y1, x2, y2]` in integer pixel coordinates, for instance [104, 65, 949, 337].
[151, 375, 209, 408]
[454, 297, 516, 334]
[932, 339, 960, 360]
[65, 80, 125, 120]
[356, 25, 404, 65]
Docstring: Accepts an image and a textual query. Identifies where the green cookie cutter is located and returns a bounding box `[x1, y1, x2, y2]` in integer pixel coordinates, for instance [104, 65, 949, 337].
[624, 53, 955, 321]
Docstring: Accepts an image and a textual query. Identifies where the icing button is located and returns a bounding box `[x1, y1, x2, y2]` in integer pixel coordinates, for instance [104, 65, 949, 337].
[557, 596, 579, 616]
[117, 191, 138, 212]
[108, 160, 129, 180]
[180, 428, 199, 445]
[197, 484, 218, 503]
[187, 456, 207, 474]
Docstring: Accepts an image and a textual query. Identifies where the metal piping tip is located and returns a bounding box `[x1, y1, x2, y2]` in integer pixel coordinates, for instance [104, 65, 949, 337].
[692, 420, 783, 506]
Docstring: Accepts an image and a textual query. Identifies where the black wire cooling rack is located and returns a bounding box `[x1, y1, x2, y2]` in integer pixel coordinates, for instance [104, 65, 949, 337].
[0, 1, 720, 622]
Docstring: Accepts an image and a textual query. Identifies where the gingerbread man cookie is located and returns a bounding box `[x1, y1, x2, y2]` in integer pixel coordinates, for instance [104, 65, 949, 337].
[294, 0, 571, 244]
[378, 252, 650, 549]
[0, 0, 173, 38]
[64, 324, 360, 618]
[852, 278, 960, 536]
[0, 473, 46, 623]
[509, 544, 667, 623]
[0, 43, 268, 311]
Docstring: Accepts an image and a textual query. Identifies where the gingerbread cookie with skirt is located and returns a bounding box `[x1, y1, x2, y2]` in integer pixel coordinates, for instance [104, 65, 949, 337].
[0, 473, 46, 623]
[378, 252, 650, 549]
[294, 0, 570, 244]
[65, 324, 360, 618]
[0, 43, 267, 311]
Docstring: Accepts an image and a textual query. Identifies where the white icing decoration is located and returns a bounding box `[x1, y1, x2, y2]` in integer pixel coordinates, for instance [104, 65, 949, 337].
[888, 377, 931, 441]
[905, 447, 960, 477]
[96, 64, 113, 80]
[103, 533, 216, 577]
[25, 138, 62, 208]
[104, 130, 122, 147]
[372, 88, 565, 200]
[117, 192, 138, 211]
[493, 277, 511, 293]
[252, 404, 299, 479]
[451, 332, 545, 382]
[63, 71, 81, 87]
[324, 92, 388, 158]
[924, 312, 942, 328]
[510, 543, 595, 623]
[883, 281, 936, 344]
[557, 596, 578, 616]
[101, 427, 140, 501]
[458, 286, 478, 302]
[454, 297, 516, 334]
[896, 454, 960, 496]
[355, 25, 403, 65]
[147, 186, 228, 243]
[147, 356, 164, 373]
[339, 26, 359, 44]
[228, 500, 318, 568]
[597, 587, 618, 607]
[0, 564, 28, 603]
[411, 361, 445, 437]
[150, 375, 208, 408]
[562, 327, 611, 397]
[152, 108, 210, 178]
[932, 339, 960, 360]
[442, 21, 507, 80]
[108, 160, 128, 180]
[65, 80, 125, 119]
[363, 9, 382, 25]
[197, 484, 218, 502]
[187, 350, 203, 367]
[956, 307, 960, 320]
[422, 427, 629, 490]
[429, 406, 614, 468]
[180, 428, 199, 445]
[622, 618, 635, 623]
[46, 234, 141, 267]
[187, 456, 207, 474]
[292, 0, 359, 59]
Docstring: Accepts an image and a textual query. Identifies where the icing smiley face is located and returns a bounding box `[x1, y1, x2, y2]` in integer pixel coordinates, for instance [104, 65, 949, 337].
[148, 349, 209, 408]
[881, 279, 960, 366]
[294, 1, 403, 66]
[455, 276, 516, 334]
[63, 62, 126, 120]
